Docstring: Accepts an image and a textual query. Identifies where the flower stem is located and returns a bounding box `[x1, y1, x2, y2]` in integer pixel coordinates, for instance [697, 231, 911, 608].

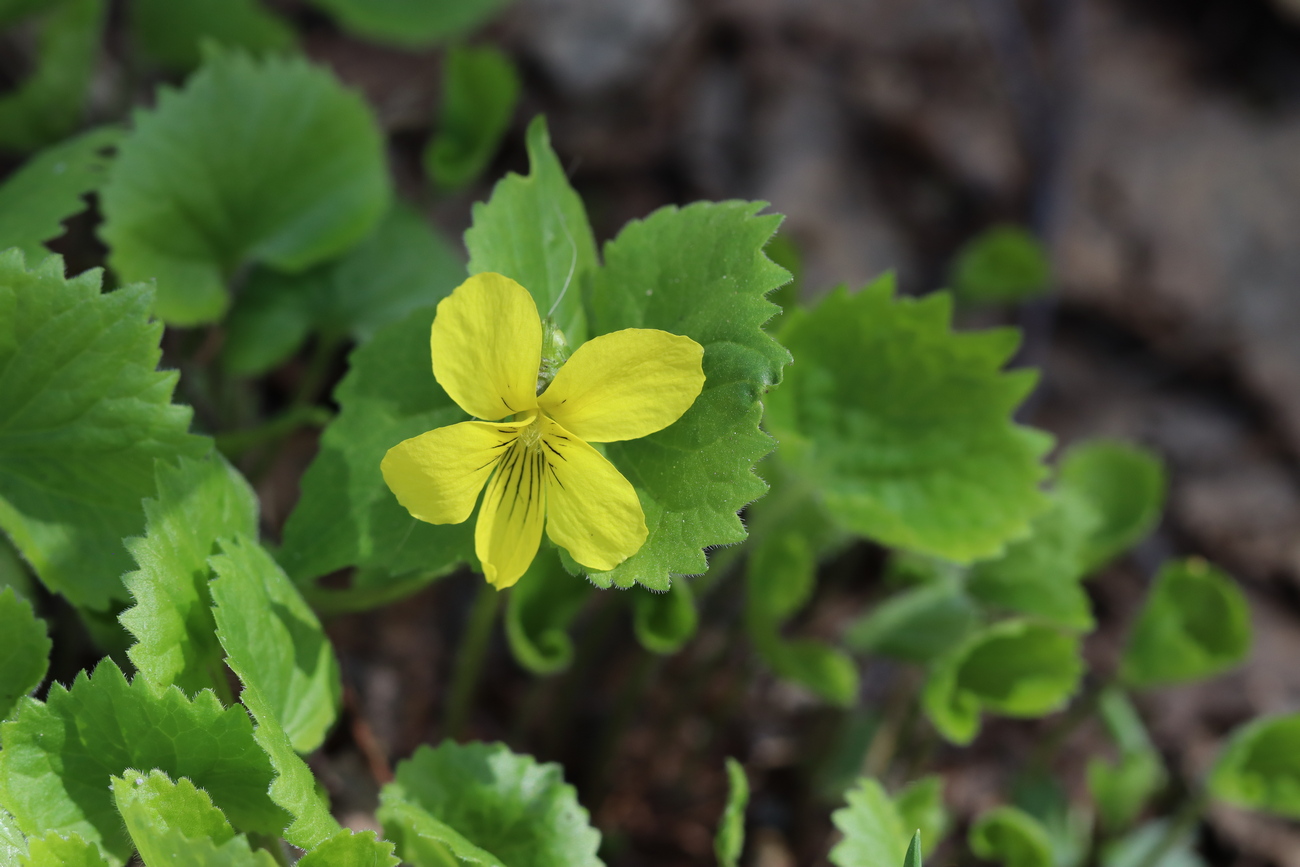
[213, 404, 333, 458]
[444, 582, 503, 740]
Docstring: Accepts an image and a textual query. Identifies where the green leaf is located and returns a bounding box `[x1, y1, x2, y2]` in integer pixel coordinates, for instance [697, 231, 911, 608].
[130, 0, 297, 72]
[0, 127, 121, 257]
[966, 491, 1099, 631]
[224, 202, 464, 375]
[1209, 712, 1300, 818]
[951, 225, 1051, 305]
[0, 587, 49, 721]
[1088, 752, 1164, 834]
[923, 620, 1083, 745]
[1120, 559, 1250, 688]
[425, 45, 520, 191]
[505, 549, 593, 674]
[0, 807, 25, 863]
[588, 200, 791, 588]
[843, 582, 979, 664]
[305, 0, 512, 48]
[766, 278, 1052, 564]
[903, 832, 922, 867]
[1058, 440, 1166, 571]
[210, 534, 342, 753]
[0, 0, 104, 153]
[1100, 821, 1205, 867]
[632, 579, 698, 655]
[466, 115, 595, 345]
[715, 758, 749, 867]
[0, 251, 207, 611]
[378, 740, 603, 867]
[0, 535, 33, 600]
[299, 829, 400, 867]
[119, 454, 258, 697]
[99, 50, 391, 325]
[19, 831, 110, 867]
[0, 0, 55, 26]
[0, 660, 287, 863]
[278, 305, 475, 594]
[112, 770, 278, 867]
[968, 806, 1054, 867]
[893, 777, 949, 858]
[829, 778, 908, 867]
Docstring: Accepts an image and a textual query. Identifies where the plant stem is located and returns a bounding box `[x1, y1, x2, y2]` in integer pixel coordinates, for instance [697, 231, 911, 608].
[444, 582, 503, 740]
[213, 404, 333, 458]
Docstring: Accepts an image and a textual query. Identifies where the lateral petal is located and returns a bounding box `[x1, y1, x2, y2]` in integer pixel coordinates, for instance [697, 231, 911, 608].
[538, 328, 705, 442]
[541, 416, 648, 572]
[381, 419, 528, 525]
[475, 434, 548, 589]
[431, 272, 543, 421]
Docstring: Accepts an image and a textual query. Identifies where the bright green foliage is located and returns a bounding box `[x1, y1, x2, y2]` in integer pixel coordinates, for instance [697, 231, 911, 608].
[633, 580, 698, 654]
[210, 534, 342, 753]
[1209, 713, 1300, 818]
[1100, 821, 1205, 867]
[306, 0, 512, 47]
[966, 491, 1099, 632]
[1121, 559, 1250, 688]
[425, 46, 520, 191]
[762, 233, 802, 334]
[830, 778, 908, 867]
[120, 455, 257, 696]
[466, 116, 596, 345]
[951, 225, 1051, 305]
[843, 582, 979, 664]
[1058, 440, 1166, 571]
[715, 759, 748, 867]
[968, 807, 1054, 867]
[0, 0, 104, 153]
[903, 832, 922, 867]
[278, 305, 475, 592]
[893, 777, 948, 858]
[1088, 689, 1165, 832]
[0, 588, 49, 721]
[131, 0, 297, 71]
[588, 201, 790, 589]
[0, 660, 287, 863]
[923, 621, 1083, 745]
[299, 829, 400, 867]
[19, 831, 110, 867]
[766, 278, 1051, 564]
[99, 51, 390, 325]
[505, 550, 593, 674]
[224, 202, 464, 375]
[746, 531, 857, 706]
[0, 127, 120, 257]
[0, 807, 23, 862]
[378, 740, 603, 867]
[0, 252, 206, 611]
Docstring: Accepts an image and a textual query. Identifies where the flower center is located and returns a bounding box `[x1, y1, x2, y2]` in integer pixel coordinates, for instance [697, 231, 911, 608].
[517, 412, 544, 452]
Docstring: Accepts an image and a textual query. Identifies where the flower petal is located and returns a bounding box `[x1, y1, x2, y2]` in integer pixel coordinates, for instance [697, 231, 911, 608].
[475, 433, 548, 589]
[541, 416, 648, 572]
[538, 328, 705, 442]
[381, 419, 530, 525]
[432, 272, 543, 421]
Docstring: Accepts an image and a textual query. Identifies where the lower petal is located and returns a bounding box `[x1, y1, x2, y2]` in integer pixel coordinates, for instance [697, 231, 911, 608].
[541, 417, 648, 572]
[381, 419, 525, 525]
[475, 440, 548, 589]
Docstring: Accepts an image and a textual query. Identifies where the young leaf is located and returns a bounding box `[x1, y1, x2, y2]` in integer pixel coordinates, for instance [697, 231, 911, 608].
[715, 758, 749, 867]
[1100, 820, 1205, 867]
[951, 225, 1051, 305]
[0, 127, 120, 257]
[224, 202, 464, 375]
[765, 278, 1052, 564]
[843, 582, 979, 664]
[0, 660, 287, 862]
[903, 831, 923, 867]
[465, 115, 596, 345]
[923, 620, 1083, 745]
[0, 807, 24, 863]
[1209, 712, 1300, 818]
[0, 588, 50, 721]
[425, 45, 520, 191]
[305, 0, 512, 48]
[968, 806, 1054, 867]
[1058, 440, 1166, 571]
[378, 740, 603, 867]
[893, 777, 949, 858]
[210, 534, 342, 754]
[505, 549, 593, 674]
[19, 831, 109, 867]
[0, 252, 207, 611]
[1120, 559, 1250, 688]
[298, 829, 400, 867]
[130, 0, 297, 72]
[586, 200, 791, 589]
[99, 51, 390, 325]
[0, 0, 104, 152]
[1088, 751, 1165, 834]
[632, 579, 699, 655]
[119, 454, 258, 697]
[829, 778, 908, 867]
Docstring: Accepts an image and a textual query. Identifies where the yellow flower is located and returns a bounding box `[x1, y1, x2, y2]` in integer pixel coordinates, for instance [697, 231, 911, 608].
[381, 272, 706, 589]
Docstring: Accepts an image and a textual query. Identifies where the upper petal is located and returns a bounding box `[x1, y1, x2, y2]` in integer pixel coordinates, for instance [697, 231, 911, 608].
[381, 418, 529, 525]
[541, 416, 648, 572]
[475, 432, 548, 589]
[431, 272, 543, 421]
[538, 329, 705, 443]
